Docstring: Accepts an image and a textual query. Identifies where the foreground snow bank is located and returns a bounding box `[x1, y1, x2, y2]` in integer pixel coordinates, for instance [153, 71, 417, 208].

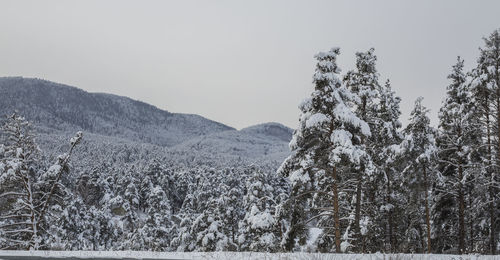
[0, 251, 496, 260]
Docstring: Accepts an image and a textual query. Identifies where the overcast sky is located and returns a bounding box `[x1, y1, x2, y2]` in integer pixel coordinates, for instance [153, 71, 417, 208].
[1, 0, 500, 129]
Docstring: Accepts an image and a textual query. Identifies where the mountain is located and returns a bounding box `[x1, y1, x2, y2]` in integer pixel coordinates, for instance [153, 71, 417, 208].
[240, 122, 293, 142]
[0, 77, 293, 168]
[0, 77, 233, 147]
[168, 122, 293, 166]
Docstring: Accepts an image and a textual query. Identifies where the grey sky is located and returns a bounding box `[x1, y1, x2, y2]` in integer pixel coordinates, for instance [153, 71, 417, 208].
[1, 0, 500, 129]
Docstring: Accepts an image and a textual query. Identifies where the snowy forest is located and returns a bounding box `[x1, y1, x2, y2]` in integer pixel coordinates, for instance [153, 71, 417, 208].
[0, 29, 499, 256]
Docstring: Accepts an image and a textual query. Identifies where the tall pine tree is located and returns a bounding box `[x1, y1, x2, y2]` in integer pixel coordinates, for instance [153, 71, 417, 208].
[278, 47, 372, 252]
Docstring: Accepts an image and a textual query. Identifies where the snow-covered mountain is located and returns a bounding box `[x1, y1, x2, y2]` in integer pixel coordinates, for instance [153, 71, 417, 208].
[168, 122, 292, 166]
[0, 77, 292, 167]
[0, 77, 233, 147]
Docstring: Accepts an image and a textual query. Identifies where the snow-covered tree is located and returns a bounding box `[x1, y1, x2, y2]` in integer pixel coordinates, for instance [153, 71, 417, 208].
[398, 98, 436, 253]
[189, 199, 230, 252]
[471, 29, 500, 255]
[434, 57, 482, 254]
[238, 170, 278, 252]
[278, 47, 372, 253]
[367, 79, 404, 253]
[0, 113, 82, 249]
[217, 170, 245, 250]
[344, 48, 385, 252]
[139, 185, 174, 250]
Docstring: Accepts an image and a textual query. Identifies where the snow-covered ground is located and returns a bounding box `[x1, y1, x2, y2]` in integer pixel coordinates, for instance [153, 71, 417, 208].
[0, 251, 497, 260]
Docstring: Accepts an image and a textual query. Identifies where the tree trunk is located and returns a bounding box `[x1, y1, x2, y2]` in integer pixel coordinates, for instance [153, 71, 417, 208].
[21, 174, 37, 250]
[386, 172, 394, 252]
[354, 171, 362, 250]
[418, 225, 425, 253]
[468, 184, 474, 252]
[484, 88, 495, 255]
[423, 166, 431, 253]
[488, 176, 496, 255]
[492, 88, 500, 255]
[354, 96, 367, 252]
[332, 166, 341, 253]
[458, 165, 466, 254]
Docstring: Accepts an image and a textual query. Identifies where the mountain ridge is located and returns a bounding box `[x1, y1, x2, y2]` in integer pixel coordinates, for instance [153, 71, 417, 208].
[0, 77, 293, 167]
[0, 77, 235, 147]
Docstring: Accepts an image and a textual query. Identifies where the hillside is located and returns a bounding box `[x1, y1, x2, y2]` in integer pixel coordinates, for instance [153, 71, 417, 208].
[0, 77, 234, 147]
[0, 77, 292, 168]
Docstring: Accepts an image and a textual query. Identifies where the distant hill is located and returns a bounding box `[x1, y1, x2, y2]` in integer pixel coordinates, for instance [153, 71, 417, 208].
[169, 122, 293, 166]
[240, 122, 293, 142]
[0, 77, 293, 168]
[0, 77, 233, 147]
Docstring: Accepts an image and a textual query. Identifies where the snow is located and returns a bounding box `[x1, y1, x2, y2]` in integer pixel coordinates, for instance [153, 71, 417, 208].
[332, 99, 371, 136]
[289, 169, 310, 185]
[45, 164, 62, 178]
[340, 241, 351, 253]
[330, 129, 353, 147]
[258, 233, 275, 246]
[299, 97, 313, 112]
[16, 147, 23, 157]
[70, 131, 83, 145]
[307, 227, 323, 247]
[0, 251, 495, 260]
[248, 205, 275, 229]
[360, 216, 370, 236]
[306, 113, 328, 128]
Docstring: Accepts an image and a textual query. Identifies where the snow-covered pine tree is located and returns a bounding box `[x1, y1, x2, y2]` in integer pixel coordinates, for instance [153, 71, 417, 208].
[368, 79, 404, 253]
[53, 197, 102, 250]
[472, 29, 500, 255]
[0, 113, 82, 249]
[470, 56, 499, 254]
[278, 47, 372, 253]
[139, 185, 174, 251]
[344, 48, 382, 252]
[435, 57, 481, 254]
[0, 113, 41, 249]
[399, 98, 437, 253]
[116, 169, 142, 250]
[238, 169, 278, 252]
[217, 169, 245, 251]
[189, 198, 230, 252]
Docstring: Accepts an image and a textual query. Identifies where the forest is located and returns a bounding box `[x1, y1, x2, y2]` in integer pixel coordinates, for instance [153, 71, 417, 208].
[0, 29, 499, 255]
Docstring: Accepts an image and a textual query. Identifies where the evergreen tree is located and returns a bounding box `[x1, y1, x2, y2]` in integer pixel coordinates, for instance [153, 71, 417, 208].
[238, 170, 278, 252]
[434, 57, 481, 254]
[400, 98, 437, 253]
[368, 79, 404, 253]
[0, 113, 82, 249]
[278, 47, 372, 252]
[190, 199, 230, 252]
[472, 29, 500, 254]
[140, 185, 174, 250]
[344, 48, 386, 252]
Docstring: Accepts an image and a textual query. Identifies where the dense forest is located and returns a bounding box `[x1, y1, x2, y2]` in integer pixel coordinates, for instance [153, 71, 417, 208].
[1, 29, 499, 255]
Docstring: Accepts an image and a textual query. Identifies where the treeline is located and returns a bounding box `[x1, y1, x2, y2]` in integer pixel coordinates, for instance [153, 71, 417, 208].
[0, 29, 499, 255]
[0, 114, 289, 252]
[278, 29, 500, 255]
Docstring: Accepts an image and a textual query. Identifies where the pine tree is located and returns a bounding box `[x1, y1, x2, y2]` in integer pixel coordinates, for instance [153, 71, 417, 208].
[238, 169, 278, 252]
[472, 29, 500, 254]
[399, 98, 437, 253]
[190, 199, 230, 252]
[140, 185, 174, 250]
[0, 113, 82, 249]
[344, 48, 384, 252]
[217, 169, 245, 251]
[368, 79, 404, 253]
[434, 57, 481, 254]
[278, 47, 372, 253]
